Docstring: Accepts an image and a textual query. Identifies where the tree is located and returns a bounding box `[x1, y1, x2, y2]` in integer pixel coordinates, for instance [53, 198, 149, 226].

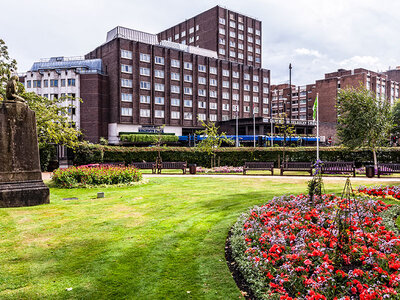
[391, 99, 400, 139]
[196, 119, 233, 168]
[275, 112, 296, 163]
[0, 39, 81, 148]
[336, 86, 393, 170]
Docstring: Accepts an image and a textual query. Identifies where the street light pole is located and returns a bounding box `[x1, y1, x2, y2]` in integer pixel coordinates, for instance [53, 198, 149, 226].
[235, 109, 239, 147]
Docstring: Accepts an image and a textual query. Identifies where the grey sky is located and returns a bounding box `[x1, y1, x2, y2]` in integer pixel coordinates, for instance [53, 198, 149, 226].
[1, 0, 399, 85]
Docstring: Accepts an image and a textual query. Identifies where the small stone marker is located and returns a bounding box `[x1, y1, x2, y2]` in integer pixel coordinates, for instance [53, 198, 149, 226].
[63, 197, 78, 201]
[97, 192, 105, 198]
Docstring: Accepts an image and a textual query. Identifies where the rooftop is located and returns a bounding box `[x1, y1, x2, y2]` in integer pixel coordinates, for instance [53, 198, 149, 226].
[30, 57, 103, 74]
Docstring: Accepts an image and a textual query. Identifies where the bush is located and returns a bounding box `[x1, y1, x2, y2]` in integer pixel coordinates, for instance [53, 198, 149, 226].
[52, 165, 142, 188]
[72, 145, 400, 168]
[120, 134, 179, 144]
[39, 143, 57, 171]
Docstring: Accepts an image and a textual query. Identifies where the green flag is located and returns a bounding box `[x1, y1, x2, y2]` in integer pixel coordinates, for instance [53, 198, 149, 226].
[313, 95, 318, 121]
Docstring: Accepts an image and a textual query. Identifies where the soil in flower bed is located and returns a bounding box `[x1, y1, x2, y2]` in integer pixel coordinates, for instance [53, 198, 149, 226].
[229, 194, 400, 299]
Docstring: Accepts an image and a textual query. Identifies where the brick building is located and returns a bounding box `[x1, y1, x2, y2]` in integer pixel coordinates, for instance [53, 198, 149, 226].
[158, 6, 262, 68]
[85, 26, 270, 144]
[315, 68, 400, 142]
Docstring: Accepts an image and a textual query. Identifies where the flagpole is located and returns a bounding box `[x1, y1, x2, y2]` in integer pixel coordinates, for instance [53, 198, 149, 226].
[316, 93, 320, 161]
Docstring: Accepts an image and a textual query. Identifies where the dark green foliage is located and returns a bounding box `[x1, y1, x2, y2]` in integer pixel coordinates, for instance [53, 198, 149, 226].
[72, 145, 400, 167]
[39, 143, 57, 171]
[119, 134, 179, 144]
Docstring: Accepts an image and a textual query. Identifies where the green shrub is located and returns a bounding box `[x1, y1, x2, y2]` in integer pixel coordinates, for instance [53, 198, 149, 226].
[39, 143, 57, 171]
[120, 134, 179, 144]
[52, 165, 142, 188]
[72, 145, 400, 168]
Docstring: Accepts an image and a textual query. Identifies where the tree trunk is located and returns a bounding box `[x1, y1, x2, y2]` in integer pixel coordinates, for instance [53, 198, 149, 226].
[373, 149, 378, 172]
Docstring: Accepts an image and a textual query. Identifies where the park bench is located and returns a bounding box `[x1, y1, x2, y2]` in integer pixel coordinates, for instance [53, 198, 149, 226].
[130, 162, 157, 174]
[377, 163, 400, 177]
[243, 162, 274, 175]
[321, 161, 355, 177]
[280, 162, 313, 176]
[158, 162, 187, 174]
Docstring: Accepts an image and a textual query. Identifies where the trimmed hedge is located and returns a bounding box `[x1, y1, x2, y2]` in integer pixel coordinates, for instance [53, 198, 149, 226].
[72, 144, 400, 168]
[120, 134, 179, 144]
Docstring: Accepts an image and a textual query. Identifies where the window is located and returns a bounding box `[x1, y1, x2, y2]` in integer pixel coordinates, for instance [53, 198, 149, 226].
[255, 39, 261, 45]
[233, 94, 239, 100]
[238, 53, 244, 59]
[50, 79, 58, 87]
[140, 95, 150, 103]
[196, 36, 199, 41]
[248, 27, 253, 34]
[175, 34, 179, 40]
[43, 80, 48, 87]
[210, 67, 217, 74]
[222, 69, 229, 77]
[256, 29, 261, 35]
[33, 80, 41, 88]
[184, 100, 192, 107]
[263, 87, 269, 94]
[121, 49, 133, 59]
[121, 93, 132, 102]
[171, 59, 180, 68]
[184, 87, 192, 95]
[210, 114, 217, 121]
[140, 67, 150, 76]
[184, 62, 192, 70]
[189, 27, 194, 34]
[43, 94, 48, 98]
[198, 113, 206, 121]
[210, 102, 217, 110]
[248, 46, 253, 52]
[184, 74, 192, 82]
[171, 85, 180, 93]
[238, 43, 244, 49]
[122, 79, 133, 88]
[219, 38, 225, 45]
[263, 97, 269, 104]
[254, 107, 259, 113]
[184, 112, 192, 120]
[244, 73, 250, 80]
[154, 70, 164, 78]
[198, 101, 206, 108]
[68, 79, 75, 86]
[198, 89, 206, 96]
[140, 53, 151, 62]
[263, 77, 269, 84]
[140, 109, 150, 117]
[253, 96, 259, 103]
[238, 34, 244, 40]
[232, 104, 239, 112]
[253, 85, 259, 92]
[209, 78, 217, 86]
[222, 92, 230, 99]
[219, 18, 226, 25]
[244, 106, 250, 113]
[139, 81, 150, 89]
[230, 51, 236, 57]
[171, 111, 180, 119]
[222, 103, 229, 111]
[219, 48, 226, 55]
[238, 24, 244, 30]
[181, 31, 186, 37]
[248, 36, 253, 43]
[255, 57, 261, 63]
[154, 96, 164, 104]
[198, 65, 206, 72]
[61, 79, 66, 87]
[196, 25, 199, 31]
[50, 94, 58, 100]
[223, 81, 229, 88]
[121, 64, 132, 73]
[121, 107, 132, 116]
[198, 77, 206, 84]
[230, 13, 235, 20]
[248, 55, 253, 62]
[154, 83, 164, 91]
[219, 28, 225, 35]
[230, 21, 236, 28]
[189, 37, 194, 43]
[171, 72, 180, 81]
[244, 84, 250, 91]
[209, 90, 217, 98]
[233, 82, 239, 89]
[263, 108, 269, 114]
[229, 31, 236, 38]
[171, 98, 180, 106]
[244, 95, 250, 102]
[155, 110, 164, 118]
[232, 71, 239, 78]
[155, 56, 164, 65]
[255, 48, 261, 54]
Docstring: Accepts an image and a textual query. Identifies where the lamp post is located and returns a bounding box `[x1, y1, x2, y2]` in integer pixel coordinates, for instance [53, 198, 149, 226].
[235, 107, 239, 147]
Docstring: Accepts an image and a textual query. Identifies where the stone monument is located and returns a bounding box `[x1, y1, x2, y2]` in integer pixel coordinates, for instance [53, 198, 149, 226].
[0, 75, 49, 207]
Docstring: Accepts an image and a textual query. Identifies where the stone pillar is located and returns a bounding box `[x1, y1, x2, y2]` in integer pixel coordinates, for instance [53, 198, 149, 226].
[0, 101, 49, 207]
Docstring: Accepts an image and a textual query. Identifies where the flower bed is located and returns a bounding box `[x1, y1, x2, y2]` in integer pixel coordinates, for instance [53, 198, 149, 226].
[196, 166, 243, 174]
[230, 194, 400, 299]
[358, 185, 400, 200]
[52, 165, 142, 188]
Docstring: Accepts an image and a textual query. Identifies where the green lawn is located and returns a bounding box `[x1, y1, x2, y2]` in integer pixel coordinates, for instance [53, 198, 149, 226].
[0, 177, 398, 299]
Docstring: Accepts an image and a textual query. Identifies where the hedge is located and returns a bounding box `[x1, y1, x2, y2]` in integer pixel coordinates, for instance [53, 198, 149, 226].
[119, 134, 179, 144]
[72, 144, 400, 168]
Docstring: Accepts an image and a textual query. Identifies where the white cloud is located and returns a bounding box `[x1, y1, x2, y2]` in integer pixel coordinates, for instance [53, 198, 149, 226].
[294, 48, 322, 58]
